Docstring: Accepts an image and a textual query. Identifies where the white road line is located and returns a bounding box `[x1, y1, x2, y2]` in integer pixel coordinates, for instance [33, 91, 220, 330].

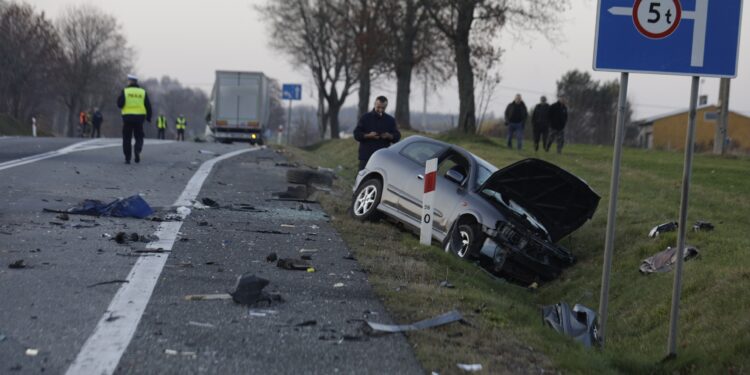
[0, 139, 174, 172]
[65, 146, 259, 375]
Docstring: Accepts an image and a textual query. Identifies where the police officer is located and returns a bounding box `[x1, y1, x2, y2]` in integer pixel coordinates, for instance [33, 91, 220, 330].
[175, 114, 186, 141]
[117, 74, 152, 164]
[156, 112, 167, 140]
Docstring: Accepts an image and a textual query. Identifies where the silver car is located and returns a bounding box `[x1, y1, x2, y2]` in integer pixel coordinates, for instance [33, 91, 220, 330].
[351, 135, 600, 283]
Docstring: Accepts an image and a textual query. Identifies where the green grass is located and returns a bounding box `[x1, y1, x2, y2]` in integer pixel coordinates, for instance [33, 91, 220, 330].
[284, 132, 750, 374]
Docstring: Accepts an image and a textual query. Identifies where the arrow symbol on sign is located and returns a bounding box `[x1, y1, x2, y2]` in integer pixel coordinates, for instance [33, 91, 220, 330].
[608, 0, 708, 67]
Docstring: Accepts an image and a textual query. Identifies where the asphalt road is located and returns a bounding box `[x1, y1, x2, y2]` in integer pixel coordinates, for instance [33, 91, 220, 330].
[0, 137, 422, 374]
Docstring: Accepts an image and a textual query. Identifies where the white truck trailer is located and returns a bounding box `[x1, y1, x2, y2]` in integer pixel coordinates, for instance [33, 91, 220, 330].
[206, 70, 270, 144]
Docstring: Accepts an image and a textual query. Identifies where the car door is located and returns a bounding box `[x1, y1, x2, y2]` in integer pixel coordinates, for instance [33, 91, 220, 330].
[392, 141, 447, 224]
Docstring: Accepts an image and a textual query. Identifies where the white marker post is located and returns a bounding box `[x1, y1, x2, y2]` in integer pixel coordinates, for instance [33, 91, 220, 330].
[420, 158, 438, 246]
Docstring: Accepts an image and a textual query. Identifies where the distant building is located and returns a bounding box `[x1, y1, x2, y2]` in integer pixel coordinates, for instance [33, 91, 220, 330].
[634, 105, 750, 153]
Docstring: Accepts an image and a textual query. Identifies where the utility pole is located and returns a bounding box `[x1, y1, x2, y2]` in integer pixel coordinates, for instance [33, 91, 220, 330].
[715, 78, 730, 155]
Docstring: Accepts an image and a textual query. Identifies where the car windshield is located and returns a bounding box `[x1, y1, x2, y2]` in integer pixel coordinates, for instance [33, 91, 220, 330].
[474, 156, 497, 186]
[481, 189, 548, 235]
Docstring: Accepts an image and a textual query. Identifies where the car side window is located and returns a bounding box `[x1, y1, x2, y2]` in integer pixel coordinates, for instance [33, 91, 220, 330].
[399, 142, 446, 165]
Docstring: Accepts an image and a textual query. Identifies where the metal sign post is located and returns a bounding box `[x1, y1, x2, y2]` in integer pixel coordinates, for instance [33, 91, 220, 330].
[667, 76, 700, 356]
[597, 72, 629, 345]
[282, 84, 302, 145]
[594, 0, 742, 353]
[420, 158, 438, 246]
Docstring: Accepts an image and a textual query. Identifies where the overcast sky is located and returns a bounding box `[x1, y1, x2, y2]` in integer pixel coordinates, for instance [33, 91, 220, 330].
[27, 0, 750, 119]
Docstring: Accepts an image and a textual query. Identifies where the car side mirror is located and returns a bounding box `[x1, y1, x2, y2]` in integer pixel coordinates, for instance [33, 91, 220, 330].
[445, 169, 465, 185]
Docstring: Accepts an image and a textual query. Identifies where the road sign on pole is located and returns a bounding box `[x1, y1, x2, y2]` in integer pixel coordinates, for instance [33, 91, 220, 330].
[594, 0, 743, 77]
[593, 0, 743, 354]
[420, 158, 438, 246]
[282, 84, 302, 100]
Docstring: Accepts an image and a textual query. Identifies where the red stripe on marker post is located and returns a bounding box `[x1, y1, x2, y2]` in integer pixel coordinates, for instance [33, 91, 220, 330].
[423, 171, 437, 193]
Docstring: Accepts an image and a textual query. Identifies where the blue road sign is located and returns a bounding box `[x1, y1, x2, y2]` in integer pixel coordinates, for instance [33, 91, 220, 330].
[282, 84, 302, 100]
[594, 0, 743, 77]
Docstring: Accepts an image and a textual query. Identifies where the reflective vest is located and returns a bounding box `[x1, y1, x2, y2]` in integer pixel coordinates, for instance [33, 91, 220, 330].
[176, 117, 186, 130]
[121, 87, 147, 115]
[157, 116, 167, 129]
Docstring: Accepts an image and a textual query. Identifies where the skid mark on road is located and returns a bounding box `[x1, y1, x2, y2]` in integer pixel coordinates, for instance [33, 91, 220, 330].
[65, 147, 259, 375]
[0, 139, 173, 172]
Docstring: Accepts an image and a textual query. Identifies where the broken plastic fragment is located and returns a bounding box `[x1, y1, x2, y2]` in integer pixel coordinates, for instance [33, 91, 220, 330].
[366, 310, 463, 333]
[457, 363, 483, 372]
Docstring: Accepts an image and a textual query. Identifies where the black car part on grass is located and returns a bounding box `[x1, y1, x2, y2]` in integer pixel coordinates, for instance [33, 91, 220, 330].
[692, 220, 714, 232]
[542, 302, 600, 348]
[649, 221, 678, 238]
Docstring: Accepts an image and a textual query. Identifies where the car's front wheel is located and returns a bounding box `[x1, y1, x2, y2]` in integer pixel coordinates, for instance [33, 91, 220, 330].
[445, 223, 482, 259]
[351, 179, 382, 221]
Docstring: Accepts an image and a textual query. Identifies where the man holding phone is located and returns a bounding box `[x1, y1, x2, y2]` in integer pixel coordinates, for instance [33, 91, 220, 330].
[353, 96, 401, 171]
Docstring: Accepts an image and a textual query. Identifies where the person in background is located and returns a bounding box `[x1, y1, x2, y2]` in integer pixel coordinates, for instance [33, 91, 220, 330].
[546, 96, 568, 154]
[531, 96, 550, 152]
[117, 74, 152, 164]
[156, 112, 167, 139]
[504, 94, 528, 150]
[175, 114, 186, 141]
[79, 110, 88, 138]
[91, 108, 103, 138]
[353, 96, 400, 171]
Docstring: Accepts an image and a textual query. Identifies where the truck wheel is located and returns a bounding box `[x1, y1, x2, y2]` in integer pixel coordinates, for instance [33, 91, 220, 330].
[351, 179, 382, 221]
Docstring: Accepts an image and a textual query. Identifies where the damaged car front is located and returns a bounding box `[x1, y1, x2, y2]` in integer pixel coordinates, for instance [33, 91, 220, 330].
[452, 159, 600, 283]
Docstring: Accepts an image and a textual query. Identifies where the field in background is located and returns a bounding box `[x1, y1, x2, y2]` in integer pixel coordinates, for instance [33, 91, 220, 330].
[285, 131, 749, 374]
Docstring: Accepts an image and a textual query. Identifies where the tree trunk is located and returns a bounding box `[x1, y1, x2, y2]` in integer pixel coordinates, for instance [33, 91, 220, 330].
[454, 39, 476, 134]
[317, 86, 328, 139]
[394, 0, 418, 130]
[329, 101, 342, 139]
[357, 66, 371, 119]
[453, 5, 476, 134]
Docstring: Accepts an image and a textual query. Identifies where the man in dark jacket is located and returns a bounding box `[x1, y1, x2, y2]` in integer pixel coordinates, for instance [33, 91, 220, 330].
[531, 96, 550, 152]
[545, 96, 568, 154]
[353, 96, 401, 171]
[117, 74, 152, 164]
[91, 108, 103, 138]
[504, 94, 528, 150]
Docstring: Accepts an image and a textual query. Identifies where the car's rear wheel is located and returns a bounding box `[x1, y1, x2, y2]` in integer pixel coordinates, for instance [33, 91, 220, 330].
[351, 179, 382, 221]
[445, 223, 482, 259]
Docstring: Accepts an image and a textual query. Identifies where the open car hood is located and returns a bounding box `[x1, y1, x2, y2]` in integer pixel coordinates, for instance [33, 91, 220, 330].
[479, 158, 600, 242]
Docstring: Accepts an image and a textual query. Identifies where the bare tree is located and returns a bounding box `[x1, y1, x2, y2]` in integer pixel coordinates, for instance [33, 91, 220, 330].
[426, 0, 569, 134]
[382, 0, 452, 130]
[141, 76, 209, 139]
[259, 0, 357, 139]
[0, 3, 61, 122]
[56, 5, 132, 137]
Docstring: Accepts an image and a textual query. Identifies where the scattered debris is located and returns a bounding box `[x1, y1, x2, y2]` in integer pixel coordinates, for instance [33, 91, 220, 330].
[298, 203, 312, 211]
[164, 349, 196, 358]
[281, 224, 296, 228]
[247, 309, 278, 317]
[286, 168, 334, 187]
[295, 320, 317, 327]
[192, 202, 210, 210]
[693, 220, 715, 232]
[25, 348, 39, 357]
[227, 203, 267, 213]
[87, 279, 129, 288]
[43, 195, 154, 219]
[366, 310, 463, 334]
[649, 221, 678, 238]
[542, 302, 600, 348]
[307, 267, 316, 273]
[134, 249, 170, 254]
[439, 280, 455, 289]
[333, 283, 345, 288]
[198, 221, 209, 226]
[184, 294, 232, 301]
[105, 313, 121, 322]
[299, 248, 318, 254]
[188, 321, 216, 329]
[201, 198, 220, 208]
[230, 273, 282, 306]
[457, 364, 483, 372]
[277, 258, 312, 271]
[8, 260, 27, 269]
[56, 213, 69, 221]
[640, 245, 700, 274]
[176, 206, 192, 216]
[342, 253, 356, 261]
[199, 149, 220, 155]
[275, 162, 299, 167]
[300, 254, 313, 261]
[113, 232, 159, 244]
[266, 252, 278, 262]
[249, 230, 290, 235]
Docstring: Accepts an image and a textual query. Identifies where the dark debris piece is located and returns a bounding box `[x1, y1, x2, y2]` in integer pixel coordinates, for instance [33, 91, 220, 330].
[276, 258, 312, 271]
[266, 252, 278, 262]
[8, 260, 27, 269]
[56, 213, 70, 221]
[648, 221, 678, 238]
[693, 220, 714, 232]
[295, 320, 317, 327]
[229, 273, 282, 306]
[201, 198, 220, 208]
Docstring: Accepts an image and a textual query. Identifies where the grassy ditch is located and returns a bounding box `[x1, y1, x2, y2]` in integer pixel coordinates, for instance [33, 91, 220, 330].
[283, 132, 749, 374]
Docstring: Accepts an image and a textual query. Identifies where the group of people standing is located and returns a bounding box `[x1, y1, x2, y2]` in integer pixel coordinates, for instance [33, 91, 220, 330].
[504, 94, 568, 153]
[78, 108, 104, 138]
